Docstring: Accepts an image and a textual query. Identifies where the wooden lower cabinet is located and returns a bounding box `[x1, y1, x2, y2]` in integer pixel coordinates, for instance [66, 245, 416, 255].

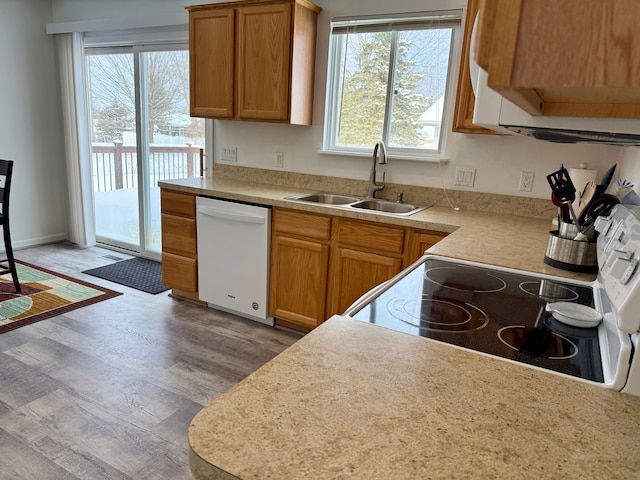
[326, 247, 403, 318]
[269, 235, 329, 329]
[160, 189, 199, 300]
[159, 196, 449, 321]
[406, 229, 449, 265]
[269, 209, 331, 330]
[162, 251, 198, 292]
[161, 214, 197, 256]
[326, 218, 406, 318]
[269, 209, 447, 331]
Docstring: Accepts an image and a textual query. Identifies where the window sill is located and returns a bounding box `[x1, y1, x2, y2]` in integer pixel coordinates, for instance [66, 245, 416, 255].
[317, 149, 448, 163]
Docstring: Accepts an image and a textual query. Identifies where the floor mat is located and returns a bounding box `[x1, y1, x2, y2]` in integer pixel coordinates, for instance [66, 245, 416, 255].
[0, 260, 121, 333]
[83, 257, 169, 294]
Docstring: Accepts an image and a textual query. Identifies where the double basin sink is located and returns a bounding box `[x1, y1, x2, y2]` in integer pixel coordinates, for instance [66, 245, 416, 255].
[285, 192, 428, 216]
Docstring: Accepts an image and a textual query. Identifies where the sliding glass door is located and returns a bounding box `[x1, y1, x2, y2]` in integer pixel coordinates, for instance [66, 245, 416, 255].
[86, 45, 204, 257]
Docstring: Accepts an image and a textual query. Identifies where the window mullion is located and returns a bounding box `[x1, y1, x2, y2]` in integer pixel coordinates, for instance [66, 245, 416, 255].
[324, 34, 346, 150]
[323, 11, 460, 158]
[381, 31, 398, 144]
[333, 34, 348, 149]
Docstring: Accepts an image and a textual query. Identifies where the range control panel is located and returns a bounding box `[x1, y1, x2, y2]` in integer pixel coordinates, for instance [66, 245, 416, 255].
[595, 205, 640, 333]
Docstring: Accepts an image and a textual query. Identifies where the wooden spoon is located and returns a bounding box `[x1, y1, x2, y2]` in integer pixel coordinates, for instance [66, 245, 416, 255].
[575, 181, 597, 219]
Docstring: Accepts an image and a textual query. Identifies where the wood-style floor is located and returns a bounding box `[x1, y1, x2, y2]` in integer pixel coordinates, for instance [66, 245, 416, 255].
[0, 242, 303, 480]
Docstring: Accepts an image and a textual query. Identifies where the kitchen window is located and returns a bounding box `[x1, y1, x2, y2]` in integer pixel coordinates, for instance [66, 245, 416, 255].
[323, 11, 462, 160]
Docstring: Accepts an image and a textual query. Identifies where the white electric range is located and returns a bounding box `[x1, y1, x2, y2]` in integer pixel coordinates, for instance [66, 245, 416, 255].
[345, 204, 640, 395]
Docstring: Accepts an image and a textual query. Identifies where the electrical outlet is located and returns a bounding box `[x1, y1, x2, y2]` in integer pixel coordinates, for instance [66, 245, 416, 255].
[221, 146, 237, 162]
[454, 167, 476, 187]
[519, 171, 535, 192]
[275, 152, 284, 168]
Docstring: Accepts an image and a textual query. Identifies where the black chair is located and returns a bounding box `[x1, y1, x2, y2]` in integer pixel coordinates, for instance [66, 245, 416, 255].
[0, 160, 20, 292]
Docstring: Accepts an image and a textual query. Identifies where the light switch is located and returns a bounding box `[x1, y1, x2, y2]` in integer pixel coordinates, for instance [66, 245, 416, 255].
[221, 146, 237, 162]
[454, 167, 476, 187]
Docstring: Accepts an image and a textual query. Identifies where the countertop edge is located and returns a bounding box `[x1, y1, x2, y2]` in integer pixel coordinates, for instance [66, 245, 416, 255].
[189, 446, 238, 480]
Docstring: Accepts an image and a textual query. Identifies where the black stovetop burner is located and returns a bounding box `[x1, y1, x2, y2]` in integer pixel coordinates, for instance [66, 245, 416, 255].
[350, 257, 603, 382]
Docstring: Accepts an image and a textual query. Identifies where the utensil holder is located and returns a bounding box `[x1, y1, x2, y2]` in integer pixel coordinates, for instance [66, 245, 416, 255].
[544, 230, 597, 273]
[558, 220, 595, 241]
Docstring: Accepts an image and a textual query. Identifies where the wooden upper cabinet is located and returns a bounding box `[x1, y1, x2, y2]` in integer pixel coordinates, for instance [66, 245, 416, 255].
[452, 0, 500, 134]
[474, 0, 640, 119]
[237, 4, 292, 121]
[189, 8, 235, 118]
[186, 0, 321, 125]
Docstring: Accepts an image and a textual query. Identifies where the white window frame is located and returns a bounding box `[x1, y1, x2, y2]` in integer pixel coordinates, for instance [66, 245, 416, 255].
[322, 10, 462, 162]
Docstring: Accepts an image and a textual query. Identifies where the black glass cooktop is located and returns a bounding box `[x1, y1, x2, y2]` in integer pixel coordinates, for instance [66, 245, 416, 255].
[350, 257, 604, 383]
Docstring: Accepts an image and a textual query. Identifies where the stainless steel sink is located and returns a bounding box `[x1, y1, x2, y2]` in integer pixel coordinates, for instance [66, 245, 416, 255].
[285, 192, 428, 216]
[285, 192, 362, 205]
[349, 199, 428, 216]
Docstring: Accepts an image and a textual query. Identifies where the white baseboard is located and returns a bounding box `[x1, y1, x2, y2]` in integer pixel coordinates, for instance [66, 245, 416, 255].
[0, 233, 68, 252]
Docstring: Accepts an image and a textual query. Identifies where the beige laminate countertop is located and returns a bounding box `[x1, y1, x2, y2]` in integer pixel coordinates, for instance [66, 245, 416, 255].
[159, 176, 593, 281]
[189, 316, 640, 480]
[159, 177, 640, 479]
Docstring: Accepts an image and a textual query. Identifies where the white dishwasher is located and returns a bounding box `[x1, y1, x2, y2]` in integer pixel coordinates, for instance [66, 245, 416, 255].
[196, 196, 273, 326]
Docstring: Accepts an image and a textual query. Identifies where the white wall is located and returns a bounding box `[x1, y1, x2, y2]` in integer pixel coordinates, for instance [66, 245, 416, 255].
[50, 0, 631, 203]
[0, 0, 67, 248]
[50, 0, 193, 23]
[213, 0, 624, 199]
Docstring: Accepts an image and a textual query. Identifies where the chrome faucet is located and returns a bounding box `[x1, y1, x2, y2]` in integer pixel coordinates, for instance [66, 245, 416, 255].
[367, 140, 387, 198]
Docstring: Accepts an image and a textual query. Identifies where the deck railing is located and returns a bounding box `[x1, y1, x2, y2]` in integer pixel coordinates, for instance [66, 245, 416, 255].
[92, 142, 204, 192]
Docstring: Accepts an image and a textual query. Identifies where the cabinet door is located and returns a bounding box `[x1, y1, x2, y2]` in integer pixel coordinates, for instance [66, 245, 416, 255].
[327, 247, 403, 317]
[406, 230, 447, 266]
[475, 0, 640, 118]
[452, 0, 500, 134]
[189, 8, 235, 118]
[269, 235, 329, 329]
[237, 4, 292, 121]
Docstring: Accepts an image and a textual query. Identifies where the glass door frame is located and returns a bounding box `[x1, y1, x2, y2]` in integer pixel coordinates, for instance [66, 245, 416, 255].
[135, 43, 191, 261]
[86, 42, 196, 260]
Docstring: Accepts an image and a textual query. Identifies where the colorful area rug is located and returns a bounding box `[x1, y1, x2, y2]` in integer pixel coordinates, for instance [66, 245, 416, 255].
[83, 257, 169, 294]
[0, 260, 122, 334]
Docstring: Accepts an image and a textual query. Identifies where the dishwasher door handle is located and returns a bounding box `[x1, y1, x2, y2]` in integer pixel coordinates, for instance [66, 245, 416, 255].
[197, 205, 266, 224]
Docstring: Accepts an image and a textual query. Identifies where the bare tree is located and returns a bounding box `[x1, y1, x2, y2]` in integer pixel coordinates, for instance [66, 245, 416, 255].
[87, 51, 193, 142]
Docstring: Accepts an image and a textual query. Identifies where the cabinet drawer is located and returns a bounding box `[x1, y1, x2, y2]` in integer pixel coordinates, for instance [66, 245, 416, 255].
[335, 219, 405, 255]
[162, 252, 198, 292]
[161, 190, 196, 218]
[161, 214, 197, 256]
[273, 208, 331, 240]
